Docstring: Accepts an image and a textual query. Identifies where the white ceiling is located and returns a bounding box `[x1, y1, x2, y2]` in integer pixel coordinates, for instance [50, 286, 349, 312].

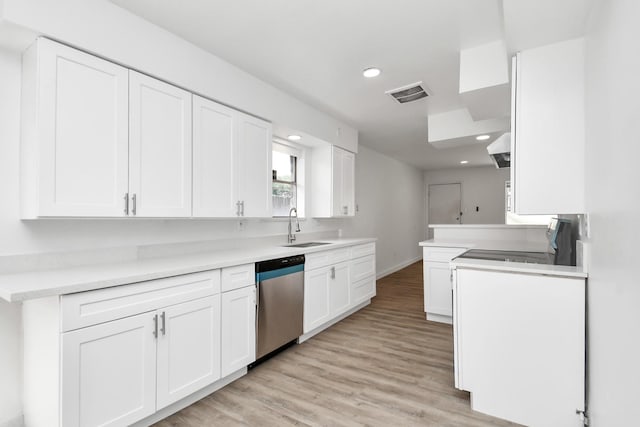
[111, 0, 591, 170]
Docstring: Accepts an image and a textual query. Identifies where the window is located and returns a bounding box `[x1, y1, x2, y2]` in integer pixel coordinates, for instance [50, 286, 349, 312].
[272, 142, 303, 217]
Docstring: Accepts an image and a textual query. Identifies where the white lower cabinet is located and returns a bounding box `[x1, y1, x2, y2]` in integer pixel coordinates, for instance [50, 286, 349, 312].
[303, 261, 349, 333]
[454, 268, 585, 426]
[62, 294, 222, 426]
[303, 244, 376, 336]
[423, 261, 453, 317]
[221, 285, 256, 377]
[422, 246, 468, 324]
[61, 312, 157, 427]
[156, 295, 221, 409]
[303, 267, 331, 332]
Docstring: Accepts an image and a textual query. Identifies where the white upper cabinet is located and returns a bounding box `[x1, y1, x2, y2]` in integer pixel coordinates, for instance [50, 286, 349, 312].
[192, 95, 237, 217]
[512, 38, 585, 214]
[236, 112, 272, 218]
[193, 96, 272, 218]
[21, 38, 129, 218]
[21, 38, 274, 219]
[332, 147, 355, 217]
[129, 71, 192, 217]
[310, 145, 356, 218]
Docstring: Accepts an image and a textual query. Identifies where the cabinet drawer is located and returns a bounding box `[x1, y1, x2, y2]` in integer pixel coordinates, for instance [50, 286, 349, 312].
[350, 254, 376, 283]
[221, 263, 255, 292]
[351, 275, 376, 306]
[61, 270, 220, 332]
[351, 242, 375, 259]
[422, 247, 468, 263]
[305, 248, 351, 271]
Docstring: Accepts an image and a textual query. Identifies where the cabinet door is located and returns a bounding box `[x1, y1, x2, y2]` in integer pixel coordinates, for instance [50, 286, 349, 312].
[329, 261, 350, 316]
[221, 286, 256, 377]
[303, 267, 331, 333]
[34, 38, 129, 217]
[423, 261, 453, 316]
[513, 39, 585, 214]
[129, 71, 192, 217]
[236, 112, 272, 217]
[350, 275, 376, 306]
[332, 147, 355, 217]
[61, 312, 157, 427]
[157, 296, 221, 409]
[192, 95, 237, 217]
[455, 269, 585, 426]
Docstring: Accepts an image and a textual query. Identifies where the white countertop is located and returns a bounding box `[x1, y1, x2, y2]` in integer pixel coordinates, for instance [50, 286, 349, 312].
[419, 239, 549, 252]
[419, 239, 587, 278]
[0, 238, 375, 302]
[428, 224, 547, 229]
[451, 258, 588, 279]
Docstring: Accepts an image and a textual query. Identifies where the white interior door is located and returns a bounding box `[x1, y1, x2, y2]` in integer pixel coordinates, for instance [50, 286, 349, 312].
[192, 95, 237, 217]
[37, 38, 129, 217]
[129, 71, 192, 217]
[428, 183, 462, 224]
[157, 296, 221, 409]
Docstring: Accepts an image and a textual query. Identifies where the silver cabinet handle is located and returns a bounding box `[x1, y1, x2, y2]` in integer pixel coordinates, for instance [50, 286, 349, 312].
[330, 266, 336, 279]
[160, 311, 166, 336]
[343, 206, 348, 215]
[124, 193, 129, 215]
[236, 201, 241, 216]
[153, 314, 158, 338]
[132, 194, 137, 216]
[241, 201, 245, 216]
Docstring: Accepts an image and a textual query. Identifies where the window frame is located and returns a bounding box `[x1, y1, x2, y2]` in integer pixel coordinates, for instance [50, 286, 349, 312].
[272, 140, 305, 218]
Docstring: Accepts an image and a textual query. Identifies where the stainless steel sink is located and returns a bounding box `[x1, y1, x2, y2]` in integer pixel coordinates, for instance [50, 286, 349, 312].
[283, 242, 332, 248]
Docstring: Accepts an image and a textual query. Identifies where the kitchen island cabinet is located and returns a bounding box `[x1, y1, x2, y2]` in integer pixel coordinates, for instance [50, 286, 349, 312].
[452, 266, 586, 426]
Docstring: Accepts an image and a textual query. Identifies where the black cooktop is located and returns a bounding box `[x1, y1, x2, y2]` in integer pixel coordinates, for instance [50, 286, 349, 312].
[455, 249, 554, 265]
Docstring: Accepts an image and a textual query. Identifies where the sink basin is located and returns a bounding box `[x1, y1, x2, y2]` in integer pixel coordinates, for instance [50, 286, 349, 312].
[283, 242, 332, 248]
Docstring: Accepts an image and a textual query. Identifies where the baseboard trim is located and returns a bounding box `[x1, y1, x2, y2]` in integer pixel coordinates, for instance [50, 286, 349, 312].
[298, 300, 370, 343]
[0, 414, 24, 427]
[426, 313, 452, 325]
[132, 368, 247, 427]
[376, 256, 422, 280]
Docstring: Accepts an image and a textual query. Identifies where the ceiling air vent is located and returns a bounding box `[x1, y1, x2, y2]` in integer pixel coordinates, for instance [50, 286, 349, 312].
[386, 81, 430, 104]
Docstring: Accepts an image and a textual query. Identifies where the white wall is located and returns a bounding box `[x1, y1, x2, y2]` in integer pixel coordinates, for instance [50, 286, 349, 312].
[342, 146, 426, 276]
[0, 0, 358, 152]
[584, 1, 640, 425]
[424, 166, 509, 225]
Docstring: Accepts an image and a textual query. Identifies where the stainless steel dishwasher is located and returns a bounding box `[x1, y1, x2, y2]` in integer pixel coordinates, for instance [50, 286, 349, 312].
[253, 254, 305, 363]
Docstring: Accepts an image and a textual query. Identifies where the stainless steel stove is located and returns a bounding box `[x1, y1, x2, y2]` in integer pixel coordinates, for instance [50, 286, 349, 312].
[455, 249, 555, 265]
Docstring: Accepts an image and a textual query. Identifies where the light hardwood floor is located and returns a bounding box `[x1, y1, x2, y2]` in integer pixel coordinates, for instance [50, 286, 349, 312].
[154, 262, 518, 427]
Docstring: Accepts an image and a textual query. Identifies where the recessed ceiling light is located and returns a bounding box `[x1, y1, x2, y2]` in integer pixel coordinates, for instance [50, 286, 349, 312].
[476, 134, 490, 141]
[460, 160, 469, 164]
[287, 135, 301, 141]
[363, 67, 381, 78]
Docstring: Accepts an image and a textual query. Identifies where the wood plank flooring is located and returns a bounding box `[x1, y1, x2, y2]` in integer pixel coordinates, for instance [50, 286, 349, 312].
[154, 262, 518, 427]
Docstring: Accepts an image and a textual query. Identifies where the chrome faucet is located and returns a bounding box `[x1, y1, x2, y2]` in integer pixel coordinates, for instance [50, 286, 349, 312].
[288, 207, 300, 243]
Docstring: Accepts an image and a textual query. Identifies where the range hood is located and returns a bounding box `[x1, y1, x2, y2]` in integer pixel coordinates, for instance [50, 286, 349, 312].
[487, 132, 511, 168]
